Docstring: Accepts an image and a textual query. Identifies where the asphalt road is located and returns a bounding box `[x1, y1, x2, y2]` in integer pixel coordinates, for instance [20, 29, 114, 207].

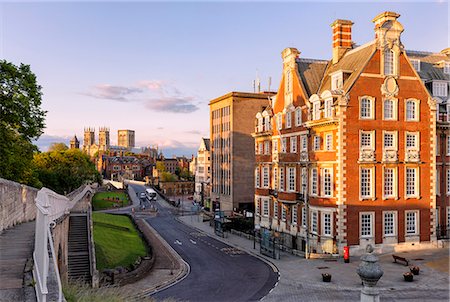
[130, 184, 278, 302]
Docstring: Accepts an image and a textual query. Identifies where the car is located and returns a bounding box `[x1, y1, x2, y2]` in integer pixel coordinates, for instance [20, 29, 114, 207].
[139, 192, 146, 199]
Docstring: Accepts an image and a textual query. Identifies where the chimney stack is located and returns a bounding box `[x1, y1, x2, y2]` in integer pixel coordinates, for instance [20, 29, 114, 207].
[331, 19, 353, 64]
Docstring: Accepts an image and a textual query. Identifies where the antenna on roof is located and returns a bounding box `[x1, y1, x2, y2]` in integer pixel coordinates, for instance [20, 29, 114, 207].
[268, 76, 272, 92]
[255, 69, 261, 93]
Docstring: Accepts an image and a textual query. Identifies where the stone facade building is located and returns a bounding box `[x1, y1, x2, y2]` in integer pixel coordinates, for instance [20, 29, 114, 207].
[210, 91, 275, 214]
[194, 138, 211, 206]
[118, 129, 135, 148]
[253, 12, 447, 255]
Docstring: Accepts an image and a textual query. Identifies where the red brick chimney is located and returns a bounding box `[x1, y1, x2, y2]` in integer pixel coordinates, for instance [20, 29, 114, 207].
[331, 19, 353, 64]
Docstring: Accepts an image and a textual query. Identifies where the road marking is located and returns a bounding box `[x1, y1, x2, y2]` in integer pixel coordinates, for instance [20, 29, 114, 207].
[175, 240, 182, 245]
[190, 239, 197, 245]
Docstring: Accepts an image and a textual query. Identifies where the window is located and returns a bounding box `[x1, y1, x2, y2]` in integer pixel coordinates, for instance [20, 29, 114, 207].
[264, 141, 270, 155]
[287, 167, 296, 192]
[302, 207, 306, 227]
[272, 139, 278, 153]
[406, 167, 418, 197]
[360, 167, 373, 199]
[325, 134, 333, 151]
[292, 206, 297, 225]
[405, 211, 418, 235]
[445, 62, 450, 74]
[324, 98, 333, 118]
[263, 199, 269, 216]
[311, 211, 318, 233]
[255, 167, 260, 188]
[311, 168, 318, 196]
[447, 136, 450, 155]
[290, 136, 297, 153]
[255, 197, 260, 216]
[360, 212, 374, 237]
[264, 116, 271, 131]
[281, 137, 287, 153]
[273, 167, 278, 190]
[313, 101, 321, 120]
[279, 168, 285, 191]
[384, 48, 394, 75]
[263, 166, 269, 188]
[285, 112, 292, 128]
[406, 132, 419, 149]
[323, 213, 332, 236]
[360, 131, 374, 149]
[436, 169, 440, 196]
[383, 99, 395, 120]
[383, 132, 395, 149]
[301, 135, 308, 151]
[331, 73, 343, 90]
[360, 97, 374, 119]
[314, 136, 321, 151]
[411, 59, 420, 71]
[273, 201, 278, 218]
[383, 212, 396, 236]
[257, 117, 263, 132]
[433, 82, 448, 97]
[258, 142, 263, 154]
[383, 168, 395, 198]
[447, 169, 450, 195]
[406, 99, 419, 121]
[281, 205, 286, 221]
[322, 168, 332, 197]
[277, 114, 282, 130]
[295, 108, 302, 126]
[301, 168, 307, 191]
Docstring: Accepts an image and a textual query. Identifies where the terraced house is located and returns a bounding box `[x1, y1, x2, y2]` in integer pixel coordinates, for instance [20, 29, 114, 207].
[253, 11, 449, 256]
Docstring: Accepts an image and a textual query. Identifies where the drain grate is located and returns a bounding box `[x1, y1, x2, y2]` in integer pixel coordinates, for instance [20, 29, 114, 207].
[324, 259, 337, 262]
[317, 266, 329, 269]
[413, 258, 424, 261]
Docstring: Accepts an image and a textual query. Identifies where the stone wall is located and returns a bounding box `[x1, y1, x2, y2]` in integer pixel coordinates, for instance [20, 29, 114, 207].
[0, 178, 39, 232]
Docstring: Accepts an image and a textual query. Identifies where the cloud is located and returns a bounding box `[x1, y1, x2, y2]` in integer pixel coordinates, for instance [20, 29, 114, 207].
[34, 134, 73, 152]
[137, 80, 164, 92]
[83, 84, 142, 102]
[145, 96, 199, 113]
[184, 130, 202, 135]
[157, 127, 164, 130]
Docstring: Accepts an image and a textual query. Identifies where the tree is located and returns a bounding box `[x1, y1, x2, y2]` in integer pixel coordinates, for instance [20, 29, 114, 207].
[160, 171, 177, 182]
[156, 161, 166, 172]
[48, 142, 68, 152]
[33, 149, 101, 194]
[0, 60, 46, 185]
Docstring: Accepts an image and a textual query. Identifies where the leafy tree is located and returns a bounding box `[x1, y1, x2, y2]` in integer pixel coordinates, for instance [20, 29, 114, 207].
[156, 161, 166, 172]
[0, 60, 46, 185]
[48, 142, 68, 152]
[33, 149, 101, 194]
[160, 171, 177, 182]
[179, 168, 192, 180]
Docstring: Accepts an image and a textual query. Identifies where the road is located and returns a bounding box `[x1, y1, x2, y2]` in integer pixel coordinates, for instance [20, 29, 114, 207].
[129, 184, 278, 302]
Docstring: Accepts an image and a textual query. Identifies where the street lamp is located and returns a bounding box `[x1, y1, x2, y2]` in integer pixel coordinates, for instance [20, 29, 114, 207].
[302, 179, 310, 260]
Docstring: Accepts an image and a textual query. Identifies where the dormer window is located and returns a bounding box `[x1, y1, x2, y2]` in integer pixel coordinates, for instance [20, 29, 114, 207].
[411, 59, 420, 72]
[312, 101, 321, 120]
[331, 72, 343, 90]
[433, 81, 448, 97]
[384, 48, 394, 75]
[444, 62, 450, 74]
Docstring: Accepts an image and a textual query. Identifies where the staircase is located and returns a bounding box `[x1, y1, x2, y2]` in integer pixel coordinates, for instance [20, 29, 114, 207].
[68, 214, 92, 283]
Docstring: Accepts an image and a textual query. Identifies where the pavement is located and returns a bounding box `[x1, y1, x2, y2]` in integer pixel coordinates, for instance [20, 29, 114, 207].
[178, 213, 450, 302]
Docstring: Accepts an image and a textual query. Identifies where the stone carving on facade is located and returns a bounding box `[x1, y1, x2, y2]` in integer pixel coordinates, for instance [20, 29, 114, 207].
[381, 76, 399, 97]
[382, 150, 398, 162]
[405, 149, 420, 162]
[359, 150, 375, 162]
[272, 153, 279, 163]
[300, 151, 309, 162]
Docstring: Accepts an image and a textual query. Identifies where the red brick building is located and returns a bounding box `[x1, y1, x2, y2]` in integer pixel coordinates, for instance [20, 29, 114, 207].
[253, 12, 446, 256]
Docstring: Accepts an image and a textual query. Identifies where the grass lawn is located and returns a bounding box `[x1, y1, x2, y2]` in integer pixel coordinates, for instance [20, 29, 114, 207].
[92, 191, 130, 211]
[92, 213, 147, 270]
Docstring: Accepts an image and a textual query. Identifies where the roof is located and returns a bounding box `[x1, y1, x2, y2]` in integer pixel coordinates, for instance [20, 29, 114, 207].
[406, 50, 450, 82]
[209, 91, 276, 105]
[318, 41, 377, 94]
[296, 58, 329, 97]
[202, 138, 210, 151]
[108, 156, 140, 164]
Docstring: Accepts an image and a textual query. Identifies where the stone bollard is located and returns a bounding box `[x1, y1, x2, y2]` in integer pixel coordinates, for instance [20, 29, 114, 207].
[356, 244, 383, 302]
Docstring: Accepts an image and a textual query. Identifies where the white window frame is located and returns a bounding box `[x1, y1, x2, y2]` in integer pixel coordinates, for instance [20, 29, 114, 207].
[360, 167, 375, 200]
[277, 114, 282, 130]
[255, 197, 260, 216]
[311, 211, 318, 234]
[272, 139, 278, 154]
[405, 132, 419, 151]
[433, 81, 448, 97]
[383, 167, 397, 199]
[255, 167, 260, 188]
[292, 205, 298, 225]
[281, 205, 287, 221]
[360, 212, 374, 238]
[301, 135, 308, 151]
[313, 101, 321, 120]
[273, 201, 278, 219]
[264, 141, 270, 155]
[405, 210, 419, 236]
[322, 212, 332, 237]
[325, 133, 333, 151]
[295, 108, 302, 126]
[285, 111, 292, 128]
[263, 199, 269, 217]
[446, 169, 450, 195]
[281, 137, 287, 153]
[324, 98, 333, 118]
[405, 166, 419, 198]
[290, 136, 297, 153]
[384, 48, 394, 76]
[383, 211, 397, 237]
[447, 135, 450, 156]
[444, 62, 450, 75]
[383, 98, 398, 120]
[411, 59, 420, 72]
[360, 130, 375, 151]
[262, 166, 270, 188]
[359, 96, 375, 120]
[258, 142, 263, 154]
[313, 135, 321, 151]
[273, 167, 278, 190]
[302, 207, 306, 227]
[331, 72, 343, 91]
[287, 167, 296, 192]
[321, 168, 333, 197]
[310, 168, 318, 196]
[279, 167, 285, 191]
[383, 131, 398, 151]
[405, 99, 420, 122]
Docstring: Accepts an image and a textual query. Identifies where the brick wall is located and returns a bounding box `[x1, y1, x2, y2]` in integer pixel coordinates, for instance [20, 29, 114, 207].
[0, 178, 39, 232]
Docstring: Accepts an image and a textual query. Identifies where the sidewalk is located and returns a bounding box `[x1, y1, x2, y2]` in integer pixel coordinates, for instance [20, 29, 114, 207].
[178, 214, 450, 302]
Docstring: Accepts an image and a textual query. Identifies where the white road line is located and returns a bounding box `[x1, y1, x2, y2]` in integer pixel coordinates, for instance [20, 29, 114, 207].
[190, 239, 197, 245]
[175, 240, 182, 245]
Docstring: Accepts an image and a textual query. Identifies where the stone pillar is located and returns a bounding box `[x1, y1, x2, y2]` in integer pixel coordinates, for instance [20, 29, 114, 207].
[356, 245, 383, 302]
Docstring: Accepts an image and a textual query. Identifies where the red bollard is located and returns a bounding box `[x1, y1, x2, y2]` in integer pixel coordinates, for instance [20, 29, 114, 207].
[344, 246, 350, 263]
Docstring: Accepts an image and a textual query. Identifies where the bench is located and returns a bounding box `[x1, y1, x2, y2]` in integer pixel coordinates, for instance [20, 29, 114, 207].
[392, 255, 409, 266]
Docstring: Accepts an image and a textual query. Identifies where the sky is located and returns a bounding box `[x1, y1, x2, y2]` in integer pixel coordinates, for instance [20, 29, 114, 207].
[1, 0, 448, 157]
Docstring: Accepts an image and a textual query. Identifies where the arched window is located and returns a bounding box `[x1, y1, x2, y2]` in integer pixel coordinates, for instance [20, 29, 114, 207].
[324, 98, 333, 118]
[406, 99, 419, 121]
[295, 108, 302, 126]
[313, 101, 321, 120]
[384, 48, 394, 75]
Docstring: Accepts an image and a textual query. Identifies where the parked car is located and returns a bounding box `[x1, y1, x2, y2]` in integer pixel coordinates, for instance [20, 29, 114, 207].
[139, 192, 146, 199]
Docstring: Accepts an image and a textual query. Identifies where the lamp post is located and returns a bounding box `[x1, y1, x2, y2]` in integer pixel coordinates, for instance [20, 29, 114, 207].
[303, 177, 310, 259]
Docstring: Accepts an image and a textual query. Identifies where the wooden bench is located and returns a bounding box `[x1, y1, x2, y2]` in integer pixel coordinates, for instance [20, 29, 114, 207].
[392, 255, 409, 266]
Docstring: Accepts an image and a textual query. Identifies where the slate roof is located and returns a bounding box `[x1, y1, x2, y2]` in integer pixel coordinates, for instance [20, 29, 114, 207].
[296, 58, 328, 97]
[406, 50, 450, 82]
[202, 138, 210, 151]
